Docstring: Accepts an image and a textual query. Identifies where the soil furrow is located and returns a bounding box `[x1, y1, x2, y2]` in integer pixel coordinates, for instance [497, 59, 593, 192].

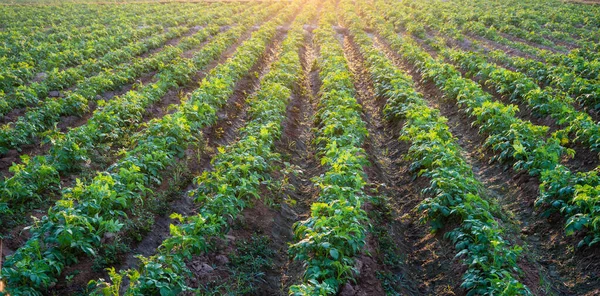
[373, 32, 600, 296]
[273, 24, 322, 293]
[341, 30, 464, 296]
[182, 20, 307, 296]
[406, 31, 600, 174]
[183, 13, 320, 295]
[0, 26, 216, 175]
[48, 18, 292, 296]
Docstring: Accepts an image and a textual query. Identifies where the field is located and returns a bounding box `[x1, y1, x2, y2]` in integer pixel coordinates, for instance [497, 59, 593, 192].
[0, 0, 600, 295]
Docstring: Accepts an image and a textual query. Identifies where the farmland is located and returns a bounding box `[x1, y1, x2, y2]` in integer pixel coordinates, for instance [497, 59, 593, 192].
[1, 0, 600, 295]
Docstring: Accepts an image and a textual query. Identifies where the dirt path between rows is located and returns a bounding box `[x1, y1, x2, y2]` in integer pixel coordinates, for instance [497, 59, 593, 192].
[1, 11, 288, 295]
[340, 30, 465, 296]
[373, 31, 600, 296]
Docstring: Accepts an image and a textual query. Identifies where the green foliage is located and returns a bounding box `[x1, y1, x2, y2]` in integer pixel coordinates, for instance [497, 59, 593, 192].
[344, 3, 531, 294]
[1, 4, 288, 294]
[87, 2, 311, 294]
[289, 8, 370, 294]
[366, 0, 600, 249]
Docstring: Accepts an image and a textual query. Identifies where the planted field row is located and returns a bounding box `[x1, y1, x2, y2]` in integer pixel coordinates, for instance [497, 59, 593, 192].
[343, 2, 530, 294]
[0, 1, 280, 228]
[0, 2, 293, 295]
[0, 2, 251, 154]
[387, 0, 600, 82]
[91, 3, 319, 294]
[0, 3, 218, 94]
[366, 0, 600, 249]
[287, 1, 372, 294]
[2, 0, 600, 295]
[0, 2, 244, 118]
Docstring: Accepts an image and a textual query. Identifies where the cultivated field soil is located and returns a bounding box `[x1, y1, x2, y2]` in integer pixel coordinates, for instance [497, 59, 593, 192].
[1, 0, 600, 295]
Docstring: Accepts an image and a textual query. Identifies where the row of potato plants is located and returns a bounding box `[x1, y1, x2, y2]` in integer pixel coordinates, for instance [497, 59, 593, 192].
[0, 4, 291, 295]
[484, 48, 600, 112]
[436, 46, 600, 154]
[465, 25, 600, 81]
[289, 2, 370, 294]
[0, 2, 231, 116]
[372, 0, 600, 248]
[0, 3, 170, 49]
[0, 4, 277, 227]
[0, 4, 108, 32]
[90, 4, 314, 294]
[386, 0, 568, 52]
[419, 0, 597, 50]
[1, 4, 213, 69]
[0, 3, 248, 153]
[385, 0, 600, 113]
[345, 2, 531, 294]
[0, 4, 190, 95]
[0, 8, 147, 59]
[457, 0, 600, 42]
[418, 26, 600, 113]
[398, 12, 600, 248]
[394, 0, 600, 81]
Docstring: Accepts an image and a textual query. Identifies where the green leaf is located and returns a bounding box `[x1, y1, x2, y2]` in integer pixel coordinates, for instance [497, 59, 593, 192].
[329, 248, 339, 260]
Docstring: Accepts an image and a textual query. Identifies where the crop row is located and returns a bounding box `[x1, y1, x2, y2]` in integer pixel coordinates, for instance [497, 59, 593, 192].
[0, 6, 154, 56]
[0, 2, 240, 117]
[0, 3, 181, 42]
[0, 3, 249, 154]
[387, 0, 600, 82]
[289, 2, 370, 294]
[371, 0, 600, 248]
[0, 3, 199, 94]
[441, 47, 600, 153]
[0, 3, 291, 295]
[419, 27, 600, 113]
[0, 4, 117, 29]
[484, 46, 600, 112]
[90, 3, 316, 294]
[384, 0, 600, 113]
[0, 3, 277, 227]
[345, 1, 531, 294]
[422, 0, 598, 49]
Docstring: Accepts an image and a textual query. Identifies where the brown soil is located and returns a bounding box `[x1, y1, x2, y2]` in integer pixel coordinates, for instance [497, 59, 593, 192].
[182, 9, 311, 294]
[121, 12, 292, 294]
[373, 31, 600, 296]
[274, 21, 323, 292]
[498, 32, 567, 55]
[181, 8, 322, 295]
[341, 31, 464, 295]
[4, 14, 284, 296]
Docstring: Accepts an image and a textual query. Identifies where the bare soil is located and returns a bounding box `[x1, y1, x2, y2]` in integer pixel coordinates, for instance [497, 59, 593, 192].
[373, 30, 600, 296]
[342, 31, 464, 296]
[4, 15, 285, 296]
